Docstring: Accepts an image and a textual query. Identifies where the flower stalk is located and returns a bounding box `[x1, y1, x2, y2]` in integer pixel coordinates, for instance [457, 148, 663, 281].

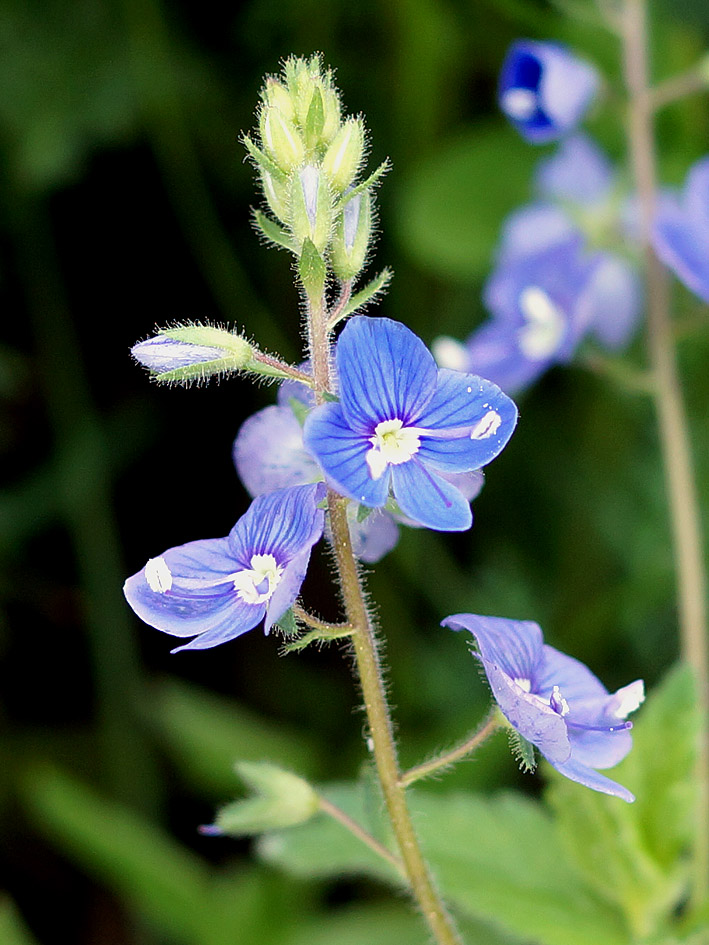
[620, 0, 709, 906]
[399, 711, 501, 788]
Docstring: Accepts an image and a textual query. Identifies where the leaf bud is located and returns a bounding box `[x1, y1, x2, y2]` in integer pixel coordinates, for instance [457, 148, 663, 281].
[330, 191, 372, 280]
[322, 118, 365, 193]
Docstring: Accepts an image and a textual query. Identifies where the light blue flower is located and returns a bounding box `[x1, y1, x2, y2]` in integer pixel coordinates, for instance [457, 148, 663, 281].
[499, 41, 599, 144]
[653, 156, 709, 303]
[443, 613, 644, 801]
[303, 316, 517, 532]
[123, 484, 325, 652]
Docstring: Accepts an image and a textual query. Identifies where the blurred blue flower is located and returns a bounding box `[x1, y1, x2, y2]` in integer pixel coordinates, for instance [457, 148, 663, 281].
[123, 484, 325, 652]
[653, 156, 709, 303]
[443, 613, 644, 802]
[499, 41, 599, 144]
[303, 316, 517, 532]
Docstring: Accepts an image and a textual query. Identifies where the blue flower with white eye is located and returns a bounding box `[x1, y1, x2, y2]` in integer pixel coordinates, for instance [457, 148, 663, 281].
[499, 41, 599, 144]
[123, 484, 325, 652]
[302, 316, 517, 532]
[653, 156, 709, 304]
[443, 613, 644, 802]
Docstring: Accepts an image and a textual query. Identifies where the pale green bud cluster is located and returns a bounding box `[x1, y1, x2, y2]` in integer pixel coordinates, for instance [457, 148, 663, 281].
[244, 55, 384, 293]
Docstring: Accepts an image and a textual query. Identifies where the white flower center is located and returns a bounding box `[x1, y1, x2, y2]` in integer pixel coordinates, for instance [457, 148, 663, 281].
[501, 88, 537, 120]
[517, 286, 566, 360]
[145, 556, 173, 593]
[366, 419, 421, 480]
[232, 553, 284, 605]
[513, 677, 532, 692]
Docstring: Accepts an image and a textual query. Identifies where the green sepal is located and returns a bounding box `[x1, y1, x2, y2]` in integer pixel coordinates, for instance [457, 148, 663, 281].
[508, 729, 537, 773]
[298, 238, 327, 301]
[304, 87, 325, 150]
[273, 607, 298, 638]
[331, 269, 393, 328]
[213, 762, 320, 837]
[242, 134, 287, 182]
[357, 503, 374, 523]
[321, 391, 339, 402]
[336, 158, 391, 209]
[253, 210, 296, 252]
[287, 396, 311, 426]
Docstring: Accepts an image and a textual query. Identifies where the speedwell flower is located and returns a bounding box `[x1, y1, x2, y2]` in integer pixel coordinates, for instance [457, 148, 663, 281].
[443, 613, 644, 802]
[499, 41, 599, 144]
[302, 316, 517, 532]
[123, 484, 325, 652]
[653, 155, 709, 304]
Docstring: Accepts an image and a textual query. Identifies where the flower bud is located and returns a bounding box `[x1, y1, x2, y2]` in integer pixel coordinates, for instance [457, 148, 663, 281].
[330, 191, 372, 280]
[261, 170, 290, 223]
[132, 326, 254, 383]
[290, 165, 333, 253]
[261, 76, 295, 123]
[261, 107, 305, 172]
[322, 118, 365, 193]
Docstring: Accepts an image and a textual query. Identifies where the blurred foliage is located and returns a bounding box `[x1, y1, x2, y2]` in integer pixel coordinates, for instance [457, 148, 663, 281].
[0, 0, 707, 942]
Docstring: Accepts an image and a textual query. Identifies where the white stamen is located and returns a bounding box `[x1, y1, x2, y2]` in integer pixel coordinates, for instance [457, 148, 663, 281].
[470, 410, 501, 440]
[232, 553, 284, 605]
[518, 286, 566, 359]
[366, 419, 421, 480]
[550, 685, 570, 717]
[145, 556, 173, 593]
[501, 88, 537, 120]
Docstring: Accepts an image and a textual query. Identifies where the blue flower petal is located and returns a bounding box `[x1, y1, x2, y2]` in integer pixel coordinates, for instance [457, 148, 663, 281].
[265, 547, 314, 633]
[233, 406, 321, 497]
[497, 203, 577, 265]
[548, 755, 635, 803]
[170, 603, 265, 652]
[391, 461, 472, 531]
[336, 317, 438, 432]
[416, 370, 518, 472]
[535, 134, 613, 206]
[683, 155, 709, 232]
[583, 254, 643, 351]
[303, 402, 390, 507]
[228, 484, 325, 563]
[443, 614, 543, 682]
[654, 204, 709, 304]
[350, 509, 400, 563]
[536, 644, 608, 703]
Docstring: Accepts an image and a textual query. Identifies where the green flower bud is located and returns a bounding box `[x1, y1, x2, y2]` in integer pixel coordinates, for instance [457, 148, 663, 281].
[322, 118, 365, 193]
[209, 762, 320, 836]
[290, 165, 333, 254]
[330, 191, 372, 280]
[261, 170, 290, 223]
[261, 107, 305, 172]
[261, 76, 295, 123]
[320, 87, 342, 145]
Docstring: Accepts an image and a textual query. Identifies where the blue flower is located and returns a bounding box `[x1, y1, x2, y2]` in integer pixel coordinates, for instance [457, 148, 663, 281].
[443, 613, 644, 802]
[653, 156, 709, 303]
[123, 484, 325, 652]
[302, 316, 517, 532]
[499, 41, 599, 144]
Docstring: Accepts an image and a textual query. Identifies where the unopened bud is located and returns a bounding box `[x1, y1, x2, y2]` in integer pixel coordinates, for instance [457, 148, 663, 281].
[261, 170, 290, 223]
[330, 191, 372, 280]
[322, 118, 364, 193]
[261, 77, 295, 122]
[290, 165, 333, 253]
[132, 326, 253, 383]
[261, 107, 305, 172]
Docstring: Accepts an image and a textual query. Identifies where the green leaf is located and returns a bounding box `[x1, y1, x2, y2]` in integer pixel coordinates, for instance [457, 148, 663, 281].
[298, 238, 327, 300]
[333, 268, 393, 326]
[337, 159, 391, 206]
[273, 607, 298, 637]
[545, 664, 699, 939]
[0, 898, 40, 945]
[148, 679, 321, 797]
[287, 396, 311, 426]
[395, 124, 538, 281]
[253, 210, 296, 252]
[261, 785, 627, 945]
[23, 765, 209, 943]
[243, 134, 287, 181]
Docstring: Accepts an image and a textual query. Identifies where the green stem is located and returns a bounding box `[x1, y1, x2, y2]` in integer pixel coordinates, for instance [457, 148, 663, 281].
[621, 0, 709, 908]
[400, 712, 501, 788]
[651, 67, 708, 111]
[292, 603, 354, 634]
[317, 794, 405, 876]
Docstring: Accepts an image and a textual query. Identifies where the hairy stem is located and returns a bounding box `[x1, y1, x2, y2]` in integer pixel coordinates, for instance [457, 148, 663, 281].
[400, 712, 501, 788]
[621, 0, 709, 906]
[318, 794, 405, 876]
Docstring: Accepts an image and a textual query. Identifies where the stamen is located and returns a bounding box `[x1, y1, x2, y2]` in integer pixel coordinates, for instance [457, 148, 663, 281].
[145, 556, 173, 593]
[501, 88, 537, 120]
[517, 286, 565, 360]
[366, 419, 421, 479]
[232, 553, 284, 605]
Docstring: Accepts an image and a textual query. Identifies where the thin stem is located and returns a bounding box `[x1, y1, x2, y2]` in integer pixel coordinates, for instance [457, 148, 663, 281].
[292, 603, 354, 634]
[327, 493, 462, 945]
[326, 280, 353, 331]
[318, 795, 405, 876]
[250, 351, 314, 384]
[400, 712, 501, 788]
[651, 67, 708, 111]
[621, 0, 709, 908]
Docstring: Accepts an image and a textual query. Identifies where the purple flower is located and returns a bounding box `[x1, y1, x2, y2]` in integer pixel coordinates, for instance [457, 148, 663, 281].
[535, 133, 614, 206]
[123, 484, 325, 652]
[653, 156, 709, 303]
[499, 41, 599, 144]
[303, 316, 517, 532]
[443, 613, 644, 802]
